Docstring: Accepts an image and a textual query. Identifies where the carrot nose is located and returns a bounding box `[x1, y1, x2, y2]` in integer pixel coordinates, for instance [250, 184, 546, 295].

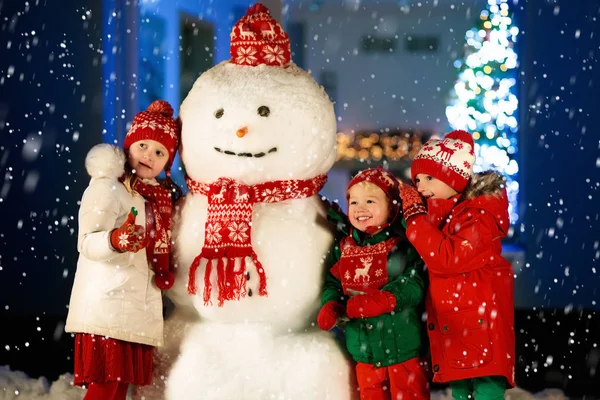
[236, 126, 248, 138]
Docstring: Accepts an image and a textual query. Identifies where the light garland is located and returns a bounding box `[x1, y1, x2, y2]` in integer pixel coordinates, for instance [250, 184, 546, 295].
[336, 131, 425, 163]
[446, 0, 520, 223]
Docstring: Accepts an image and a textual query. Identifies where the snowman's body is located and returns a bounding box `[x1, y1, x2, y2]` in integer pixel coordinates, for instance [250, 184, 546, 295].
[165, 192, 353, 399]
[153, 58, 355, 400]
[173, 194, 332, 329]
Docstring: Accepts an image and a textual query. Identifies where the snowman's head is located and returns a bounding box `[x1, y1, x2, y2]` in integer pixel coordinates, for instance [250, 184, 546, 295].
[179, 61, 337, 185]
[179, 3, 337, 185]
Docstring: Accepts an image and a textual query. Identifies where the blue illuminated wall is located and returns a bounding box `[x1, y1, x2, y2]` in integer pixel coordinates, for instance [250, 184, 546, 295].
[513, 0, 600, 310]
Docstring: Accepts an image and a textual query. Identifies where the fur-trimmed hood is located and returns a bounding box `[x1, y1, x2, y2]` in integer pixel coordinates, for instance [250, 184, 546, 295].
[425, 170, 510, 235]
[85, 143, 125, 179]
[462, 170, 509, 234]
[463, 170, 506, 200]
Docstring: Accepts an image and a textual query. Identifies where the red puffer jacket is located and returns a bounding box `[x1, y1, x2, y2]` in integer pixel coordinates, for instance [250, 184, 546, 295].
[406, 171, 515, 387]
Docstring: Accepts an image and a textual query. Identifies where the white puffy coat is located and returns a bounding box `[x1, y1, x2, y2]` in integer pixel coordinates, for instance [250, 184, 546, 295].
[65, 144, 164, 347]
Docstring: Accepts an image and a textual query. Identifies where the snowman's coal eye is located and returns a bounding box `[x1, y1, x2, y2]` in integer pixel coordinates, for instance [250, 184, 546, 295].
[214, 108, 224, 119]
[257, 106, 270, 117]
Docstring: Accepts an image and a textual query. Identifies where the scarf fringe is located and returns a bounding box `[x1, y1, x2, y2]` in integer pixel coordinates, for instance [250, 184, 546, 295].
[216, 258, 227, 306]
[188, 254, 269, 307]
[203, 259, 213, 305]
[187, 254, 203, 295]
[252, 252, 268, 297]
[231, 257, 248, 300]
[218, 257, 248, 306]
[240, 256, 248, 299]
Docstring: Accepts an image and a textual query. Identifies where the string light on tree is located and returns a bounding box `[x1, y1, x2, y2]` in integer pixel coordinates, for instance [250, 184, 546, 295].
[445, 0, 520, 223]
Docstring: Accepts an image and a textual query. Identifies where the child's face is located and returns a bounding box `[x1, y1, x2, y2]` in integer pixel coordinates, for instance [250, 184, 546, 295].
[128, 139, 169, 179]
[414, 173, 458, 200]
[347, 182, 390, 234]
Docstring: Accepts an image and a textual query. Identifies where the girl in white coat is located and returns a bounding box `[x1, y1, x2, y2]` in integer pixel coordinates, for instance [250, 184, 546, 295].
[66, 100, 181, 400]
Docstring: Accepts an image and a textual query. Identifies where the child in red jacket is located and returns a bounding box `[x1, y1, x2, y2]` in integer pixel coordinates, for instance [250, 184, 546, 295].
[399, 130, 515, 400]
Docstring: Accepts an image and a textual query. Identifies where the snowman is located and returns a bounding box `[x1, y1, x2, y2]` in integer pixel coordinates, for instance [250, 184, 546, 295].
[148, 4, 356, 400]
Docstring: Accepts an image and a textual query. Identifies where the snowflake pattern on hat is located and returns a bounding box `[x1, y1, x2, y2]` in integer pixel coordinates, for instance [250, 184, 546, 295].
[128, 119, 177, 141]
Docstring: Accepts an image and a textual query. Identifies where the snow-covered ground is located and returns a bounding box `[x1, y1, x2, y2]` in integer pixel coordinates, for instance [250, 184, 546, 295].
[0, 367, 84, 400]
[0, 365, 570, 400]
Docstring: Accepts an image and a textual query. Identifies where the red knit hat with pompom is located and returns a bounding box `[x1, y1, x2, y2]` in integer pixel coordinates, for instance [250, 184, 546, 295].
[411, 130, 475, 193]
[230, 3, 291, 67]
[124, 100, 179, 172]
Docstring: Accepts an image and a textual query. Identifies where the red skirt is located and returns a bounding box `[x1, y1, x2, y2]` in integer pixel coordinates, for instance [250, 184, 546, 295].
[73, 333, 154, 387]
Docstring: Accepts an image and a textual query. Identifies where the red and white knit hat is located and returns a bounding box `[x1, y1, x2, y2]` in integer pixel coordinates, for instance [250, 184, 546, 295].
[346, 167, 401, 221]
[230, 3, 291, 67]
[411, 129, 475, 193]
[124, 100, 179, 172]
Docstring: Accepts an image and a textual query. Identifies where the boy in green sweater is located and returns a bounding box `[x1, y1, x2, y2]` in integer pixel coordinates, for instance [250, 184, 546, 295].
[317, 167, 429, 400]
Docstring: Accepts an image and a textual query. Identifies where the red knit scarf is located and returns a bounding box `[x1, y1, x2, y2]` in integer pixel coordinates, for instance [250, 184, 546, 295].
[185, 174, 327, 306]
[131, 179, 173, 279]
[331, 235, 400, 295]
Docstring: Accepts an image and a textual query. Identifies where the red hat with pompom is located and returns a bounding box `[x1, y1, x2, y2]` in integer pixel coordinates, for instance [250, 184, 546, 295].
[230, 3, 291, 67]
[124, 100, 179, 172]
[411, 129, 475, 193]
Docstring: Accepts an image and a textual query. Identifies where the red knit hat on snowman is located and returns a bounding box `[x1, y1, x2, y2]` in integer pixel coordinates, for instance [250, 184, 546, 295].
[230, 3, 291, 67]
[411, 129, 476, 193]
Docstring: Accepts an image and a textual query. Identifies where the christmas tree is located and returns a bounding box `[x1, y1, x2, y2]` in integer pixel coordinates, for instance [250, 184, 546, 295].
[446, 0, 519, 223]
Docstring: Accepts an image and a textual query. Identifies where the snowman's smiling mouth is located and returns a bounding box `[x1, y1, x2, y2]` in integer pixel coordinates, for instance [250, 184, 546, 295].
[214, 147, 278, 158]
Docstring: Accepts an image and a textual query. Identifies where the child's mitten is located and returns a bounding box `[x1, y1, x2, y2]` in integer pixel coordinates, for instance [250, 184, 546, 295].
[110, 207, 147, 253]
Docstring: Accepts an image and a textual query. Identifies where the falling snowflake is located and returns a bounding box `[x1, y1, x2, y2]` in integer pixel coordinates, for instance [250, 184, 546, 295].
[375, 269, 383, 277]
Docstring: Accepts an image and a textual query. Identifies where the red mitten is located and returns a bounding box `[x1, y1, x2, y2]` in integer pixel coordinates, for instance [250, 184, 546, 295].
[110, 208, 147, 253]
[317, 301, 344, 331]
[399, 183, 427, 221]
[346, 291, 397, 319]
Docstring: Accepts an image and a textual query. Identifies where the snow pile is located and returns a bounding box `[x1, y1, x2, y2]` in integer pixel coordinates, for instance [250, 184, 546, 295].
[0, 366, 84, 400]
[0, 365, 570, 400]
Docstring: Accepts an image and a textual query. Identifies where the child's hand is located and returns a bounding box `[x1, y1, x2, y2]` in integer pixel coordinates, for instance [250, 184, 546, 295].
[110, 208, 147, 253]
[346, 291, 396, 319]
[399, 183, 427, 221]
[317, 301, 344, 331]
